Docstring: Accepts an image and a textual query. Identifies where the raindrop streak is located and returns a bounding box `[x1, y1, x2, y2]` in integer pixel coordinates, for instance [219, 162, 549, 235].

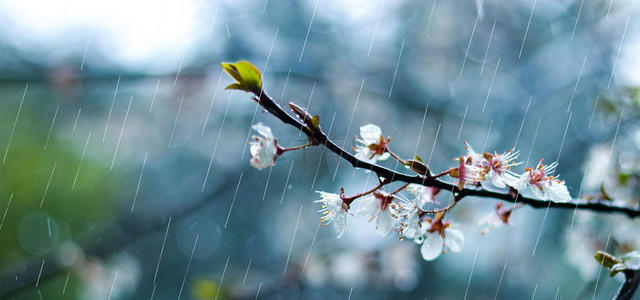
[41, 162, 58, 207]
[347, 287, 354, 300]
[241, 27, 278, 158]
[72, 108, 82, 134]
[80, 25, 93, 70]
[482, 57, 501, 113]
[593, 234, 611, 299]
[149, 79, 160, 112]
[299, 81, 316, 137]
[531, 284, 538, 300]
[554, 287, 561, 300]
[425, 0, 438, 34]
[44, 105, 59, 150]
[280, 68, 292, 102]
[480, 20, 496, 76]
[518, 0, 537, 58]
[389, 37, 405, 98]
[570, 168, 588, 228]
[262, 0, 268, 13]
[460, 0, 483, 77]
[242, 259, 252, 285]
[111, 96, 133, 170]
[481, 120, 494, 154]
[131, 152, 148, 212]
[62, 272, 70, 295]
[168, 92, 185, 148]
[299, 0, 318, 62]
[311, 111, 336, 190]
[103, 76, 120, 143]
[588, 96, 599, 128]
[493, 261, 508, 300]
[73, 131, 92, 189]
[333, 79, 364, 181]
[225, 23, 231, 39]
[153, 217, 171, 285]
[605, 0, 613, 19]
[571, 0, 584, 40]
[607, 16, 630, 90]
[254, 282, 262, 300]
[457, 106, 468, 140]
[202, 93, 233, 192]
[202, 69, 224, 135]
[36, 259, 45, 287]
[532, 198, 551, 256]
[174, 53, 185, 86]
[284, 205, 304, 274]
[107, 271, 119, 300]
[556, 113, 572, 163]
[427, 123, 441, 166]
[3, 84, 27, 164]
[368, 0, 386, 56]
[47, 217, 51, 238]
[567, 54, 588, 113]
[209, 0, 221, 31]
[177, 235, 199, 300]
[0, 194, 13, 232]
[608, 109, 624, 162]
[463, 245, 480, 300]
[412, 104, 430, 158]
[224, 173, 244, 228]
[214, 257, 230, 300]
[513, 97, 532, 149]
[280, 161, 295, 204]
[261, 166, 274, 202]
[302, 221, 322, 273]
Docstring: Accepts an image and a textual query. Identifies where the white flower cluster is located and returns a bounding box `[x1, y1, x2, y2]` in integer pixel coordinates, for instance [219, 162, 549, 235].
[451, 142, 572, 203]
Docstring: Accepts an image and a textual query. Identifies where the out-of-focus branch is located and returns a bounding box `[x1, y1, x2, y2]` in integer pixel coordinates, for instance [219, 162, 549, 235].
[0, 170, 238, 297]
[251, 88, 640, 218]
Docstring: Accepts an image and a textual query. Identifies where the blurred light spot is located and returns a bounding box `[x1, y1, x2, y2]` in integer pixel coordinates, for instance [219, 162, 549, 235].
[17, 212, 59, 256]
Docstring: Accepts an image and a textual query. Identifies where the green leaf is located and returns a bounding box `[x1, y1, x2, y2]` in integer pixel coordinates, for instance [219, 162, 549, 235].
[405, 159, 430, 175]
[221, 61, 263, 94]
[595, 251, 620, 270]
[610, 251, 640, 276]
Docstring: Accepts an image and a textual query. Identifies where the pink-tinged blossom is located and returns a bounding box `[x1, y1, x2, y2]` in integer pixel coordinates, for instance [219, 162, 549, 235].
[513, 160, 572, 202]
[249, 123, 281, 170]
[355, 191, 397, 237]
[354, 124, 390, 164]
[484, 149, 521, 188]
[406, 184, 440, 206]
[419, 216, 464, 261]
[450, 156, 486, 189]
[315, 192, 349, 238]
[477, 203, 516, 235]
[450, 142, 488, 189]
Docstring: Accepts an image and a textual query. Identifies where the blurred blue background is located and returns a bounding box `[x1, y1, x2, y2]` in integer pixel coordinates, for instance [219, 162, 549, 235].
[1, 0, 640, 299]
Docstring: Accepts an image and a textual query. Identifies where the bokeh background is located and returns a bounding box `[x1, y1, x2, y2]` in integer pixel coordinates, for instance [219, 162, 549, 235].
[1, 0, 640, 299]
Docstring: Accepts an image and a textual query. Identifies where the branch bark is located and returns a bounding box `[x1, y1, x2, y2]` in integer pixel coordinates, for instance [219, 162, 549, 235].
[254, 90, 640, 218]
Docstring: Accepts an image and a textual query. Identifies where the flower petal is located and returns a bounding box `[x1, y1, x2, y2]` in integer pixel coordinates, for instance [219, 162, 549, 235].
[444, 227, 464, 253]
[421, 234, 444, 261]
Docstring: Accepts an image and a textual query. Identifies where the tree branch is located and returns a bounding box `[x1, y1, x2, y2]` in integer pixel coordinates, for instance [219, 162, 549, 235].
[254, 90, 640, 218]
[615, 269, 640, 300]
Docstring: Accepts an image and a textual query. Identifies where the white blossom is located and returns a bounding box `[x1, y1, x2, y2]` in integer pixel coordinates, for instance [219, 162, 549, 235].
[354, 191, 397, 237]
[315, 192, 349, 238]
[355, 124, 390, 164]
[484, 149, 521, 188]
[390, 198, 422, 240]
[420, 226, 464, 261]
[406, 184, 439, 206]
[513, 160, 571, 202]
[248, 123, 280, 170]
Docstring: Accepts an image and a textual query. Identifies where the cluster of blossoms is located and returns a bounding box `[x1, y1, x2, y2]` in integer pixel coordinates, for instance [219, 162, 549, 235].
[245, 122, 574, 261]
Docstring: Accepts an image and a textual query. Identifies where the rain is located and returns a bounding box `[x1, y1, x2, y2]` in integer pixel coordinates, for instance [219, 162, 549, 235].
[1, 0, 640, 299]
